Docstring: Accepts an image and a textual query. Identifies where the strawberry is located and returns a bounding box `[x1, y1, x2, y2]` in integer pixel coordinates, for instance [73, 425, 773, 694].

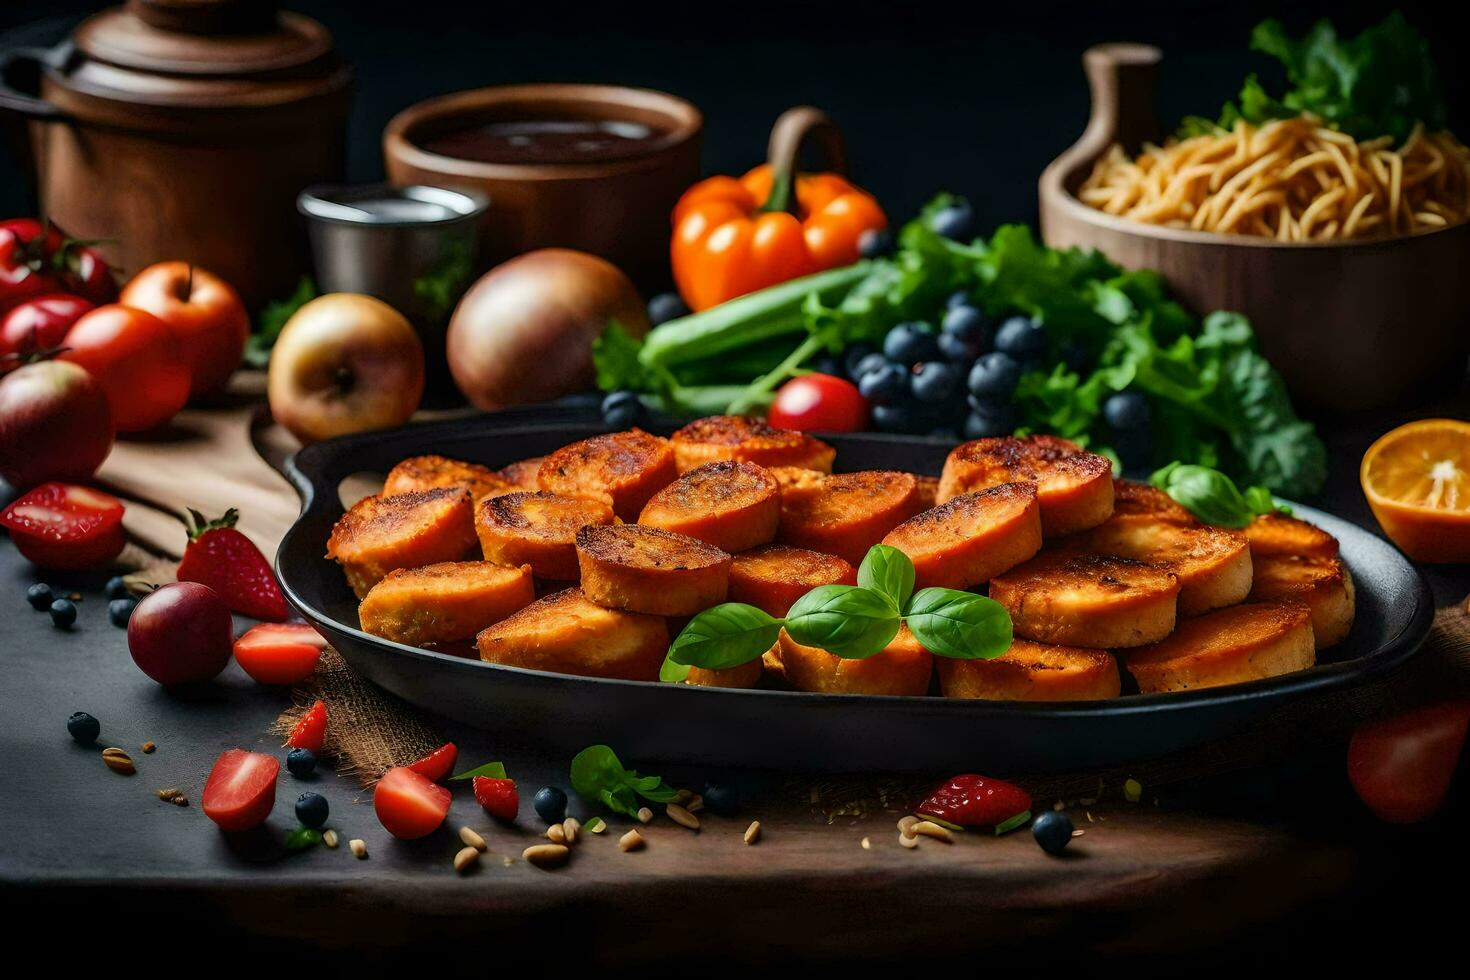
[285, 699, 328, 753]
[408, 742, 458, 783]
[917, 774, 1032, 830]
[473, 775, 519, 821]
[176, 508, 289, 621]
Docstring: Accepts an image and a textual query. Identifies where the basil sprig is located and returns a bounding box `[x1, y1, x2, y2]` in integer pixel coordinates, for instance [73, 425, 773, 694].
[569, 744, 677, 816]
[1149, 461, 1292, 529]
[665, 544, 1012, 676]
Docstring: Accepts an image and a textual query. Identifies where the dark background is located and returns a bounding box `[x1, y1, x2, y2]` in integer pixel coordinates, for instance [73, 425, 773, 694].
[2, 1, 1465, 229]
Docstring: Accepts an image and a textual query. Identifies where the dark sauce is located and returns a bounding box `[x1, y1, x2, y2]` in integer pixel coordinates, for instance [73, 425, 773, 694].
[420, 119, 663, 165]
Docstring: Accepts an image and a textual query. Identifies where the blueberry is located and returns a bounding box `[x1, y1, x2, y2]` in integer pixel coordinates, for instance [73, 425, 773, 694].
[942, 304, 990, 344]
[910, 361, 958, 404]
[647, 292, 689, 327]
[1032, 809, 1074, 855]
[107, 598, 137, 628]
[936, 332, 978, 364]
[27, 583, 53, 611]
[871, 403, 923, 434]
[842, 343, 877, 379]
[67, 711, 100, 745]
[931, 201, 976, 241]
[857, 227, 895, 259]
[964, 400, 1020, 439]
[601, 390, 644, 429]
[533, 786, 568, 824]
[49, 598, 76, 629]
[857, 362, 908, 405]
[1103, 391, 1151, 431]
[286, 747, 317, 778]
[701, 783, 740, 816]
[945, 289, 974, 310]
[812, 355, 845, 378]
[883, 322, 940, 365]
[994, 316, 1048, 360]
[104, 576, 130, 600]
[850, 351, 888, 382]
[1112, 428, 1154, 471]
[967, 352, 1022, 399]
[295, 792, 329, 829]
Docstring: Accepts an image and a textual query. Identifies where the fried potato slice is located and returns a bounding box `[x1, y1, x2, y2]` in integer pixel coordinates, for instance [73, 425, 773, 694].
[937, 639, 1121, 701]
[683, 646, 770, 690]
[638, 460, 780, 552]
[882, 482, 1042, 589]
[327, 488, 478, 599]
[1079, 513, 1252, 615]
[382, 454, 514, 503]
[776, 469, 925, 565]
[1124, 600, 1315, 693]
[496, 455, 546, 490]
[915, 474, 940, 511]
[989, 551, 1180, 648]
[1249, 555, 1355, 648]
[775, 625, 932, 696]
[538, 428, 678, 520]
[475, 491, 615, 580]
[937, 435, 1114, 536]
[576, 524, 731, 616]
[1245, 512, 1340, 560]
[1111, 479, 1197, 525]
[359, 560, 535, 648]
[476, 587, 667, 681]
[727, 544, 856, 618]
[670, 415, 836, 474]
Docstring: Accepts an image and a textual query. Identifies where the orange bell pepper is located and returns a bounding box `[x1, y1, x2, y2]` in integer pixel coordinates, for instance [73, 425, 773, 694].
[671, 108, 887, 312]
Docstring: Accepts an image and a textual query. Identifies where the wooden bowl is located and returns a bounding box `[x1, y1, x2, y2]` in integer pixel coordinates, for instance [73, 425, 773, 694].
[383, 83, 701, 291]
[1038, 44, 1470, 414]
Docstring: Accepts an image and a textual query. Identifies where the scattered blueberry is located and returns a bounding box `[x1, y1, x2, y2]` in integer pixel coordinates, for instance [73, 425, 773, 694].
[286, 747, 317, 778]
[993, 315, 1048, 360]
[601, 390, 644, 429]
[857, 227, 895, 259]
[857, 362, 908, 405]
[911, 361, 958, 404]
[104, 576, 130, 600]
[107, 598, 137, 628]
[849, 351, 888, 383]
[843, 343, 877, 379]
[67, 711, 100, 745]
[647, 292, 689, 326]
[701, 783, 740, 816]
[27, 583, 53, 611]
[871, 403, 922, 434]
[49, 598, 77, 629]
[945, 289, 973, 310]
[1103, 391, 1151, 431]
[533, 785, 568, 824]
[1032, 809, 1074, 855]
[967, 351, 1023, 399]
[883, 322, 940, 365]
[295, 792, 330, 829]
[931, 201, 976, 241]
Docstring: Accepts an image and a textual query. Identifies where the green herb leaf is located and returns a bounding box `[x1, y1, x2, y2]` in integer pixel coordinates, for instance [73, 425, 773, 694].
[668, 603, 783, 671]
[658, 654, 692, 684]
[284, 827, 322, 851]
[994, 810, 1032, 836]
[570, 745, 676, 817]
[1149, 461, 1286, 528]
[450, 761, 507, 781]
[903, 588, 1012, 660]
[244, 276, 316, 368]
[857, 544, 916, 611]
[785, 585, 901, 659]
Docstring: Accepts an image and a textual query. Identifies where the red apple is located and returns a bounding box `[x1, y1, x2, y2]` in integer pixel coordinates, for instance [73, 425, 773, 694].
[127, 582, 234, 686]
[0, 359, 114, 488]
[121, 262, 248, 398]
[266, 293, 424, 444]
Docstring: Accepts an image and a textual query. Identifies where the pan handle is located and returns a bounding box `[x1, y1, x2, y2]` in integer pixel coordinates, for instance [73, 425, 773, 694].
[0, 47, 67, 122]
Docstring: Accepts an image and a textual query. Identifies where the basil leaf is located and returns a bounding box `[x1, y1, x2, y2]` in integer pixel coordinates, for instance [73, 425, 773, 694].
[669, 603, 783, 670]
[785, 585, 901, 659]
[904, 588, 1012, 660]
[451, 761, 507, 781]
[659, 654, 691, 684]
[571, 745, 677, 816]
[1150, 462, 1253, 528]
[285, 827, 322, 851]
[857, 544, 916, 610]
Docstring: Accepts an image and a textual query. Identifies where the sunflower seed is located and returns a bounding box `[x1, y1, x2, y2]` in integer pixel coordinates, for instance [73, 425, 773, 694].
[323, 829, 340, 848]
[562, 817, 580, 844]
[349, 838, 368, 859]
[101, 747, 135, 775]
[636, 806, 653, 824]
[910, 820, 953, 843]
[546, 823, 566, 844]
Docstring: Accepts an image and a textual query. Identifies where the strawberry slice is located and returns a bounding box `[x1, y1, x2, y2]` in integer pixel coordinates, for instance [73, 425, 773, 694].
[917, 774, 1032, 830]
[284, 699, 328, 753]
[473, 776, 519, 822]
[408, 742, 458, 783]
[375, 766, 451, 839]
[201, 749, 279, 832]
[176, 507, 289, 621]
[234, 622, 327, 686]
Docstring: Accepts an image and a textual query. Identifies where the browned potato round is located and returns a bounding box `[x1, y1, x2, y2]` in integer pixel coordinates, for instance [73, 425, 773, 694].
[1080, 513, 1252, 615]
[496, 456, 546, 490]
[327, 487, 478, 598]
[1124, 600, 1315, 693]
[359, 560, 534, 648]
[882, 482, 1042, 589]
[937, 640, 1121, 701]
[638, 460, 780, 552]
[1110, 479, 1197, 525]
[989, 550, 1180, 648]
[538, 428, 678, 520]
[727, 544, 856, 618]
[776, 469, 925, 566]
[774, 626, 932, 696]
[670, 415, 835, 473]
[1245, 512, 1339, 560]
[684, 653, 768, 690]
[1249, 554, 1355, 648]
[475, 491, 615, 580]
[477, 588, 667, 681]
[576, 523, 731, 616]
[382, 454, 514, 503]
[936, 435, 1114, 537]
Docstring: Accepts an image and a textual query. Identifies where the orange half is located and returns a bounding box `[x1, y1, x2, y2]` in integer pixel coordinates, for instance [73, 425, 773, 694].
[1360, 418, 1470, 563]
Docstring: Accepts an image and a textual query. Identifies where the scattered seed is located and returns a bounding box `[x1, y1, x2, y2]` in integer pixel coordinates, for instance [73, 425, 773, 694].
[586, 817, 607, 834]
[141, 742, 156, 754]
[666, 803, 700, 830]
[1124, 778, 1142, 803]
[910, 820, 953, 843]
[1053, 800, 1065, 811]
[685, 794, 704, 813]
[897, 815, 919, 835]
[459, 826, 487, 852]
[155, 787, 188, 807]
[523, 843, 569, 868]
[899, 833, 919, 849]
[546, 823, 567, 844]
[453, 846, 480, 874]
[323, 830, 340, 848]
[562, 817, 580, 844]
[619, 829, 644, 852]
[636, 806, 653, 824]
[349, 839, 368, 859]
[101, 747, 135, 775]
[743, 820, 761, 845]
[1072, 829, 1086, 838]
[861, 837, 872, 850]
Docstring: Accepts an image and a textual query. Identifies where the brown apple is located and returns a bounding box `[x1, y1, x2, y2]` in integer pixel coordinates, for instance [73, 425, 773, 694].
[267, 294, 424, 444]
[120, 261, 249, 398]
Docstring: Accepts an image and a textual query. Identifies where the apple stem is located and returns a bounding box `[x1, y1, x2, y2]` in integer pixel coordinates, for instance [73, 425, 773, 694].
[333, 365, 354, 393]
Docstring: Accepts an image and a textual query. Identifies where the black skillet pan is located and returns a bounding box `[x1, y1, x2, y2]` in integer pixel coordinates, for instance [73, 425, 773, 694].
[276, 409, 1433, 773]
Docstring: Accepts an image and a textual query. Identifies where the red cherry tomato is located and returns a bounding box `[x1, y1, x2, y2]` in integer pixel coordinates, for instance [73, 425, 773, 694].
[1348, 701, 1470, 824]
[408, 742, 459, 783]
[59, 304, 192, 433]
[201, 749, 280, 832]
[0, 481, 125, 570]
[0, 220, 63, 316]
[284, 699, 329, 753]
[121, 262, 248, 398]
[768, 373, 869, 433]
[0, 294, 95, 368]
[233, 623, 328, 686]
[375, 766, 452, 839]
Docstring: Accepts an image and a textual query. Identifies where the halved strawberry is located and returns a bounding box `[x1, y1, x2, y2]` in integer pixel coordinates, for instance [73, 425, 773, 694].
[473, 776, 519, 822]
[234, 623, 327, 686]
[201, 749, 279, 832]
[375, 766, 451, 839]
[917, 774, 1032, 830]
[176, 507, 289, 621]
[408, 742, 458, 783]
[284, 699, 328, 753]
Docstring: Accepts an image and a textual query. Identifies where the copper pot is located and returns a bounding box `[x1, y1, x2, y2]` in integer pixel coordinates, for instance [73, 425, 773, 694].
[0, 0, 352, 309]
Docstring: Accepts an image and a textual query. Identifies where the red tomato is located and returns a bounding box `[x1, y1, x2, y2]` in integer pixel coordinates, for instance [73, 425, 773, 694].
[0, 220, 62, 315]
[201, 749, 280, 832]
[0, 481, 125, 570]
[407, 742, 459, 783]
[375, 766, 452, 839]
[59, 304, 191, 433]
[233, 623, 328, 686]
[0, 294, 95, 369]
[768, 373, 869, 432]
[284, 699, 329, 752]
[1348, 702, 1470, 824]
[121, 262, 248, 397]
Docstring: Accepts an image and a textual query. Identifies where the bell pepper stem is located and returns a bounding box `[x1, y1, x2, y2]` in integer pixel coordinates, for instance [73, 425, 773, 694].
[759, 106, 848, 217]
